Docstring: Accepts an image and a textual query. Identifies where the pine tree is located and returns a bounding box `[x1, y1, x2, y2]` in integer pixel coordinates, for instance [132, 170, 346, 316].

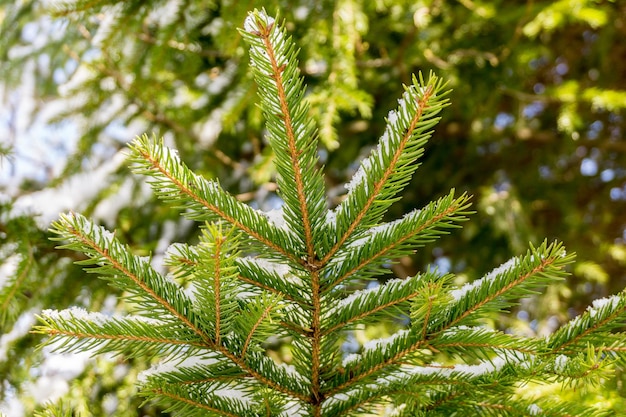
[35, 10, 626, 416]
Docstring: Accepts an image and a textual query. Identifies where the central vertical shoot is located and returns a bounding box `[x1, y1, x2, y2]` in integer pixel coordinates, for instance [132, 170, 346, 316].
[241, 10, 328, 414]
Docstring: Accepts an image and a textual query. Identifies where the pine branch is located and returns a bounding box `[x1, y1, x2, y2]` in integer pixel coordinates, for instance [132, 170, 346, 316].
[49, 212, 206, 338]
[45, 212, 310, 402]
[189, 224, 244, 346]
[129, 136, 302, 264]
[239, 300, 276, 358]
[546, 346, 615, 390]
[144, 383, 251, 417]
[594, 332, 626, 355]
[241, 10, 327, 261]
[214, 230, 224, 345]
[321, 272, 441, 336]
[432, 241, 575, 332]
[322, 240, 571, 402]
[430, 326, 540, 359]
[325, 358, 517, 416]
[452, 398, 603, 417]
[322, 72, 450, 263]
[239, 14, 332, 408]
[141, 356, 249, 387]
[34, 307, 204, 358]
[321, 191, 471, 291]
[548, 293, 626, 355]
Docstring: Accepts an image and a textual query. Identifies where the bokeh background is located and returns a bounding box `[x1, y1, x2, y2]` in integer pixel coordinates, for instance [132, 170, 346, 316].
[1, 0, 625, 415]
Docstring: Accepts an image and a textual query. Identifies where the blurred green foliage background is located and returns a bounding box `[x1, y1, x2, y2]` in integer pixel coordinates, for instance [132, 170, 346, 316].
[1, 0, 625, 414]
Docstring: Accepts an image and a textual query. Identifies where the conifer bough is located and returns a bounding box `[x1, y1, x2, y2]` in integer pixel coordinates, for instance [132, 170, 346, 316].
[37, 10, 626, 417]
